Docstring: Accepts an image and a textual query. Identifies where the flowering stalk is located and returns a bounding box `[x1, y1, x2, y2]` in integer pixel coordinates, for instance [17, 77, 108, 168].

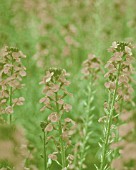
[9, 56, 14, 124]
[79, 79, 94, 170]
[110, 44, 135, 169]
[0, 46, 26, 124]
[78, 54, 100, 169]
[39, 68, 73, 170]
[99, 42, 134, 170]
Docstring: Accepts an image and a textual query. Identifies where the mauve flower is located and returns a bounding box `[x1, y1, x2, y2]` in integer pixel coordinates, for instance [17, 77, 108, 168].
[40, 106, 46, 112]
[3, 64, 12, 74]
[46, 90, 54, 97]
[48, 112, 59, 122]
[110, 52, 123, 62]
[118, 122, 135, 137]
[64, 118, 73, 123]
[48, 153, 57, 161]
[63, 104, 72, 112]
[50, 84, 60, 92]
[120, 110, 133, 121]
[5, 106, 13, 114]
[39, 71, 54, 84]
[13, 97, 25, 106]
[44, 123, 53, 132]
[111, 158, 123, 170]
[57, 99, 64, 105]
[39, 97, 50, 105]
[104, 81, 116, 90]
[82, 54, 101, 79]
[62, 131, 69, 141]
[19, 70, 26, 77]
[121, 143, 136, 161]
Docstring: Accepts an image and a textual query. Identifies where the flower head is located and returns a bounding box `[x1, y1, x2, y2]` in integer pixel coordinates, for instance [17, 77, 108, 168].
[82, 54, 101, 79]
[105, 42, 134, 103]
[0, 46, 26, 115]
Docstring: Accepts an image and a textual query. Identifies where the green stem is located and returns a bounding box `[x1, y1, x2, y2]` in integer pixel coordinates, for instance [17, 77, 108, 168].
[58, 120, 66, 168]
[43, 131, 47, 170]
[9, 56, 14, 124]
[55, 93, 66, 169]
[9, 87, 12, 124]
[79, 79, 93, 170]
[100, 63, 121, 170]
[79, 122, 88, 170]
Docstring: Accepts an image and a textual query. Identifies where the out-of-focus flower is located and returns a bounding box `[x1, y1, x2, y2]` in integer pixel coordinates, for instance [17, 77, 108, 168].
[48, 153, 57, 161]
[82, 54, 101, 79]
[0, 46, 26, 116]
[0, 124, 27, 169]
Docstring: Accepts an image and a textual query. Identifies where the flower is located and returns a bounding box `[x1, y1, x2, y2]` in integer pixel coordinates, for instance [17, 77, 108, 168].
[44, 123, 53, 132]
[48, 153, 57, 161]
[63, 104, 72, 112]
[82, 54, 101, 79]
[5, 106, 13, 114]
[57, 99, 64, 105]
[125, 46, 132, 56]
[13, 97, 25, 106]
[39, 71, 54, 84]
[48, 112, 59, 122]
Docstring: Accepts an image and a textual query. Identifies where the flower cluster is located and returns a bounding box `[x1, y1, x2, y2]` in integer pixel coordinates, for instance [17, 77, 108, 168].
[39, 68, 74, 169]
[104, 42, 134, 108]
[82, 54, 101, 79]
[39, 68, 72, 114]
[0, 46, 26, 116]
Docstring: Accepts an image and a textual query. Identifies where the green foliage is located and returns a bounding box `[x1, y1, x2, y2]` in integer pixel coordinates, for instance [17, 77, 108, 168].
[0, 0, 136, 169]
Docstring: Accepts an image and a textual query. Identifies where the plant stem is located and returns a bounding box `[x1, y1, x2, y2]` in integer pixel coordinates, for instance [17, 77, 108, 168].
[100, 63, 121, 170]
[9, 87, 12, 124]
[43, 131, 47, 170]
[79, 122, 88, 170]
[58, 120, 66, 169]
[55, 93, 66, 169]
[79, 79, 93, 170]
[9, 56, 14, 124]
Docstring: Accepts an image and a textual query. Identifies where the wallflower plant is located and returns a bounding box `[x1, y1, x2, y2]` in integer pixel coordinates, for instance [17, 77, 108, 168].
[98, 42, 134, 170]
[0, 46, 26, 124]
[109, 43, 135, 170]
[77, 54, 101, 170]
[39, 68, 74, 170]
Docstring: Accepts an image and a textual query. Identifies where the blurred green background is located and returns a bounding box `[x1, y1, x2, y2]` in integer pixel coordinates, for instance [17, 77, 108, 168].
[0, 0, 136, 169]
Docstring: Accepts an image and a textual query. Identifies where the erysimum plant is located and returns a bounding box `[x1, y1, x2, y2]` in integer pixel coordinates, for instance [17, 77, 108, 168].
[39, 68, 74, 170]
[98, 42, 134, 170]
[76, 54, 101, 170]
[0, 46, 26, 124]
[110, 42, 135, 170]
